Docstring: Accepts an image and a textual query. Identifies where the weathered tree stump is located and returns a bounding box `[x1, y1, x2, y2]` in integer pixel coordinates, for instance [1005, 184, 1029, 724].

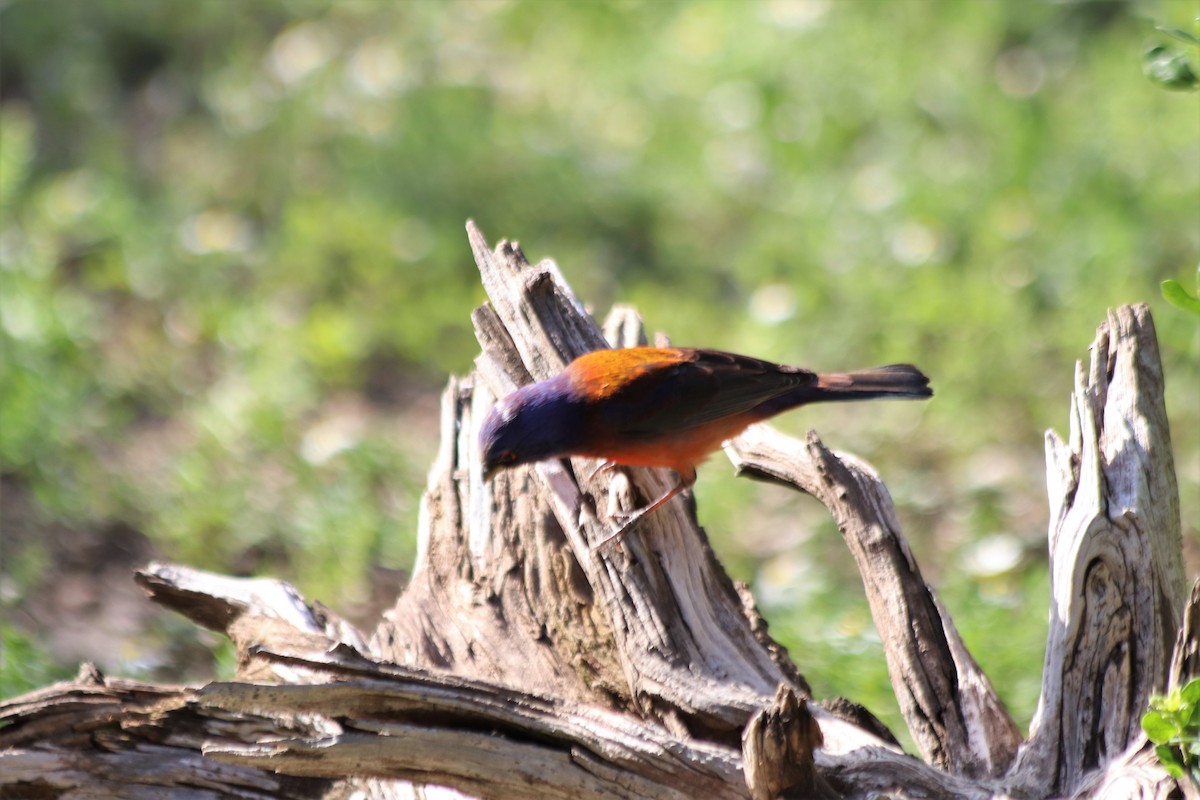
[2, 223, 1195, 799]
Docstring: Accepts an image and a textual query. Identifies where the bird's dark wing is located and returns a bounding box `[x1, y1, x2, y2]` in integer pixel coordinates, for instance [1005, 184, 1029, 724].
[570, 347, 816, 436]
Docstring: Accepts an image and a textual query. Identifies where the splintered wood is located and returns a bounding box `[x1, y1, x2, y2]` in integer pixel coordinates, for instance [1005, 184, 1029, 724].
[1, 226, 1194, 800]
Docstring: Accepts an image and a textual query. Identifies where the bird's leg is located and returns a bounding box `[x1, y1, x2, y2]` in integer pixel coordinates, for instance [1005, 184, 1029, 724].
[594, 475, 691, 550]
[584, 460, 620, 482]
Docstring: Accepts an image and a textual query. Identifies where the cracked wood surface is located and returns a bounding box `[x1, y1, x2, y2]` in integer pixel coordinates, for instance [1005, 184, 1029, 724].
[725, 426, 1023, 778]
[1009, 305, 1188, 798]
[1, 225, 1192, 800]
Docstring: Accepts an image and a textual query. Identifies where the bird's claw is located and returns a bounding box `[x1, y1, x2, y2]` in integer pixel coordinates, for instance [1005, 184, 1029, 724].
[584, 460, 620, 482]
[593, 510, 646, 550]
[592, 479, 688, 550]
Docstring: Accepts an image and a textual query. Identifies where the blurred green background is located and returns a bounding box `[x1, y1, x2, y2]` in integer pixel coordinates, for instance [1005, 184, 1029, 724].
[1, 0, 1197, 749]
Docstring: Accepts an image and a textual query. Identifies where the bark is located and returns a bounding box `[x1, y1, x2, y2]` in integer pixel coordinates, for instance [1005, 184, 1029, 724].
[1, 223, 1192, 800]
[742, 685, 837, 799]
[725, 427, 1022, 778]
[1008, 306, 1189, 799]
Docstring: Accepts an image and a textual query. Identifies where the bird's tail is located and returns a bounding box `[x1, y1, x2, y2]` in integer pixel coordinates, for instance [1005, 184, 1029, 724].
[813, 364, 933, 401]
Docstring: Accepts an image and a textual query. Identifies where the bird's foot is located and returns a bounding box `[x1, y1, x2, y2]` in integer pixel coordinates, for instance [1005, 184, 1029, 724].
[584, 460, 621, 482]
[594, 507, 651, 549]
[592, 479, 689, 551]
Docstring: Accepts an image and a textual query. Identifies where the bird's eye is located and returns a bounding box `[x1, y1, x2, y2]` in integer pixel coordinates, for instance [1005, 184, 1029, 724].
[499, 451, 518, 466]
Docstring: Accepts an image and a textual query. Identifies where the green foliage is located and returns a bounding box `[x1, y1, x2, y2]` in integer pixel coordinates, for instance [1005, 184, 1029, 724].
[1, 0, 1197, 725]
[1143, 24, 1200, 91]
[1143, 678, 1200, 783]
[1143, 46, 1199, 91]
[0, 627, 75, 699]
[757, 524, 1048, 751]
[211, 639, 238, 682]
[1162, 269, 1200, 317]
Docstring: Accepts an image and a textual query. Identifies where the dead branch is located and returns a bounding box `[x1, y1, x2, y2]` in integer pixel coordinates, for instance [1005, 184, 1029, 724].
[1, 225, 1192, 800]
[726, 425, 1023, 778]
[1008, 305, 1187, 798]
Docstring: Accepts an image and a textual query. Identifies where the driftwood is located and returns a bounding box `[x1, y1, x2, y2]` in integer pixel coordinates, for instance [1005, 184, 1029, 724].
[2, 222, 1196, 799]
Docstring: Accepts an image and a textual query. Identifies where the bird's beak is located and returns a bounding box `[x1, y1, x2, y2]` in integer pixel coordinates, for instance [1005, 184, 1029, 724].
[483, 464, 499, 483]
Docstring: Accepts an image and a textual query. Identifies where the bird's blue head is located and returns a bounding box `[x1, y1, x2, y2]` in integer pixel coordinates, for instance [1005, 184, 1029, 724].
[479, 374, 585, 481]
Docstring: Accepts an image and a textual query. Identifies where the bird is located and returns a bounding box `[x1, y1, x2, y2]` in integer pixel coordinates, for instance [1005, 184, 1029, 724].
[480, 346, 932, 545]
